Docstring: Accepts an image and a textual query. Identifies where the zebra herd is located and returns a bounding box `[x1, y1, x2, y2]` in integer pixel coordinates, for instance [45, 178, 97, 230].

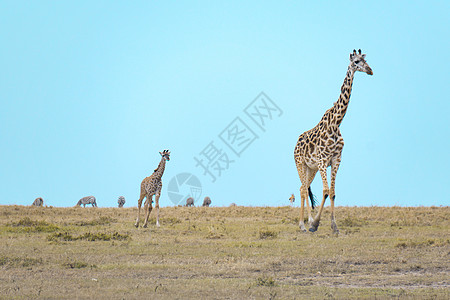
[31, 196, 126, 208]
[31, 195, 214, 208]
[185, 196, 212, 207]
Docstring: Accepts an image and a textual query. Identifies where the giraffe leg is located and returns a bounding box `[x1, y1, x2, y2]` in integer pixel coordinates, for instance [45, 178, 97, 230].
[297, 162, 308, 231]
[299, 186, 308, 231]
[155, 194, 161, 227]
[135, 192, 145, 228]
[142, 196, 153, 228]
[305, 167, 318, 227]
[155, 182, 162, 227]
[330, 156, 342, 234]
[310, 164, 329, 232]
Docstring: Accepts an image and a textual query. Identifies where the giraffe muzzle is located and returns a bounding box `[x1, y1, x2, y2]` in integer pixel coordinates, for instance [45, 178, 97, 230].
[366, 67, 373, 75]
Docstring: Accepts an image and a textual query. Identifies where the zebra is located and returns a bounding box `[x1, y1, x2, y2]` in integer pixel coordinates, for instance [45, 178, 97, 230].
[117, 196, 126, 208]
[32, 197, 44, 206]
[202, 196, 211, 207]
[76, 196, 97, 207]
[185, 197, 194, 207]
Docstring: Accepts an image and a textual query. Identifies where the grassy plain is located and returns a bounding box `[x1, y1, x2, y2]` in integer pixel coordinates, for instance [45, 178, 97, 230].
[0, 205, 448, 299]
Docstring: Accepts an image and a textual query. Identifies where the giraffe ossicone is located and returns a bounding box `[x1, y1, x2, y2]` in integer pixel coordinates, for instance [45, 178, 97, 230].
[294, 49, 372, 233]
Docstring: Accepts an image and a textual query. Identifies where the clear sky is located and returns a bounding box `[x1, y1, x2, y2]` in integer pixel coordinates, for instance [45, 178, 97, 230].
[1, 1, 449, 207]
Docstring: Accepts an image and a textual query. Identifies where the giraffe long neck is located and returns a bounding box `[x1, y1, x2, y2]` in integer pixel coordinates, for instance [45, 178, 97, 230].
[333, 66, 355, 126]
[320, 65, 355, 128]
[153, 157, 166, 178]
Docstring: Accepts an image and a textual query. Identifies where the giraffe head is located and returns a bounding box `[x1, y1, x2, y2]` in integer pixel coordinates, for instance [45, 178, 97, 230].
[350, 49, 373, 75]
[159, 149, 171, 161]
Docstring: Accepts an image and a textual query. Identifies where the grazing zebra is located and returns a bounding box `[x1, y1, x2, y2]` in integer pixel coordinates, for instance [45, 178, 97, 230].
[186, 197, 194, 207]
[76, 196, 97, 207]
[32, 197, 44, 206]
[202, 196, 211, 207]
[117, 196, 126, 208]
[230, 203, 237, 207]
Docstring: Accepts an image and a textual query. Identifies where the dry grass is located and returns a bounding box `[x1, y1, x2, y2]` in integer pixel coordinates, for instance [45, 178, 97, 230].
[0, 205, 449, 299]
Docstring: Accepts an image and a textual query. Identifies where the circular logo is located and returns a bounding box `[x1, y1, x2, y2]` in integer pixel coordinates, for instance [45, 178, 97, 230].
[167, 173, 202, 206]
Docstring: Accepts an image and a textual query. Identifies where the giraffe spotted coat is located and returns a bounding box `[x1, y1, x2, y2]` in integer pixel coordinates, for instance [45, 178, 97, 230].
[294, 49, 373, 233]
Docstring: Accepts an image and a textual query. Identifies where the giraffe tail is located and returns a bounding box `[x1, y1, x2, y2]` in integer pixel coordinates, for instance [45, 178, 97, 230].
[308, 187, 317, 210]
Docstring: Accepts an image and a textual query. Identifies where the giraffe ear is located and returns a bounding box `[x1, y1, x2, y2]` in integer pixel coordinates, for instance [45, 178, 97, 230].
[358, 49, 362, 54]
[159, 152, 163, 156]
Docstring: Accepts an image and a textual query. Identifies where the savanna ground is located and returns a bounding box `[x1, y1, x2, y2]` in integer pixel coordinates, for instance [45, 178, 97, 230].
[0, 205, 448, 299]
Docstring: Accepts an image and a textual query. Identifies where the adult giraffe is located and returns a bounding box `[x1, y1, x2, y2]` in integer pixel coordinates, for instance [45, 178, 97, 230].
[294, 49, 373, 233]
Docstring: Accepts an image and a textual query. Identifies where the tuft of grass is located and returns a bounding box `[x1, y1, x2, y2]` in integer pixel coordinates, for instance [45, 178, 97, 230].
[395, 238, 449, 249]
[0, 256, 43, 268]
[9, 217, 39, 227]
[63, 261, 97, 269]
[6, 217, 59, 233]
[47, 231, 130, 242]
[74, 216, 116, 226]
[340, 216, 368, 227]
[79, 232, 130, 241]
[206, 225, 227, 239]
[256, 276, 276, 287]
[47, 232, 76, 242]
[259, 229, 278, 239]
[145, 217, 182, 227]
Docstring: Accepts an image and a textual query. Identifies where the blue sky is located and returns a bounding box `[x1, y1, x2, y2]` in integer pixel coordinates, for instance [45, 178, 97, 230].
[1, 1, 449, 207]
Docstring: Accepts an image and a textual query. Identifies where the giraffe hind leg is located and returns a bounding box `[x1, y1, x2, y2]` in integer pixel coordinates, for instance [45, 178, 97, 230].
[142, 196, 153, 228]
[309, 164, 329, 232]
[305, 167, 318, 227]
[308, 187, 317, 210]
[135, 193, 145, 228]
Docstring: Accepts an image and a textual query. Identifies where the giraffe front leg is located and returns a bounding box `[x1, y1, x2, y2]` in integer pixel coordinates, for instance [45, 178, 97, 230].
[310, 165, 329, 232]
[296, 163, 309, 232]
[330, 193, 338, 234]
[330, 156, 341, 234]
[299, 186, 308, 232]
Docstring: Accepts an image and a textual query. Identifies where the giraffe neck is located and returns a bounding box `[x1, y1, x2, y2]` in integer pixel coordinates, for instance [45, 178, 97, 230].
[320, 65, 355, 128]
[153, 157, 166, 178]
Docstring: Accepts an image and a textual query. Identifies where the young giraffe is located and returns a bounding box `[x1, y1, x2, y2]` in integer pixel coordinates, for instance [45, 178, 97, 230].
[135, 150, 170, 228]
[294, 49, 373, 233]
